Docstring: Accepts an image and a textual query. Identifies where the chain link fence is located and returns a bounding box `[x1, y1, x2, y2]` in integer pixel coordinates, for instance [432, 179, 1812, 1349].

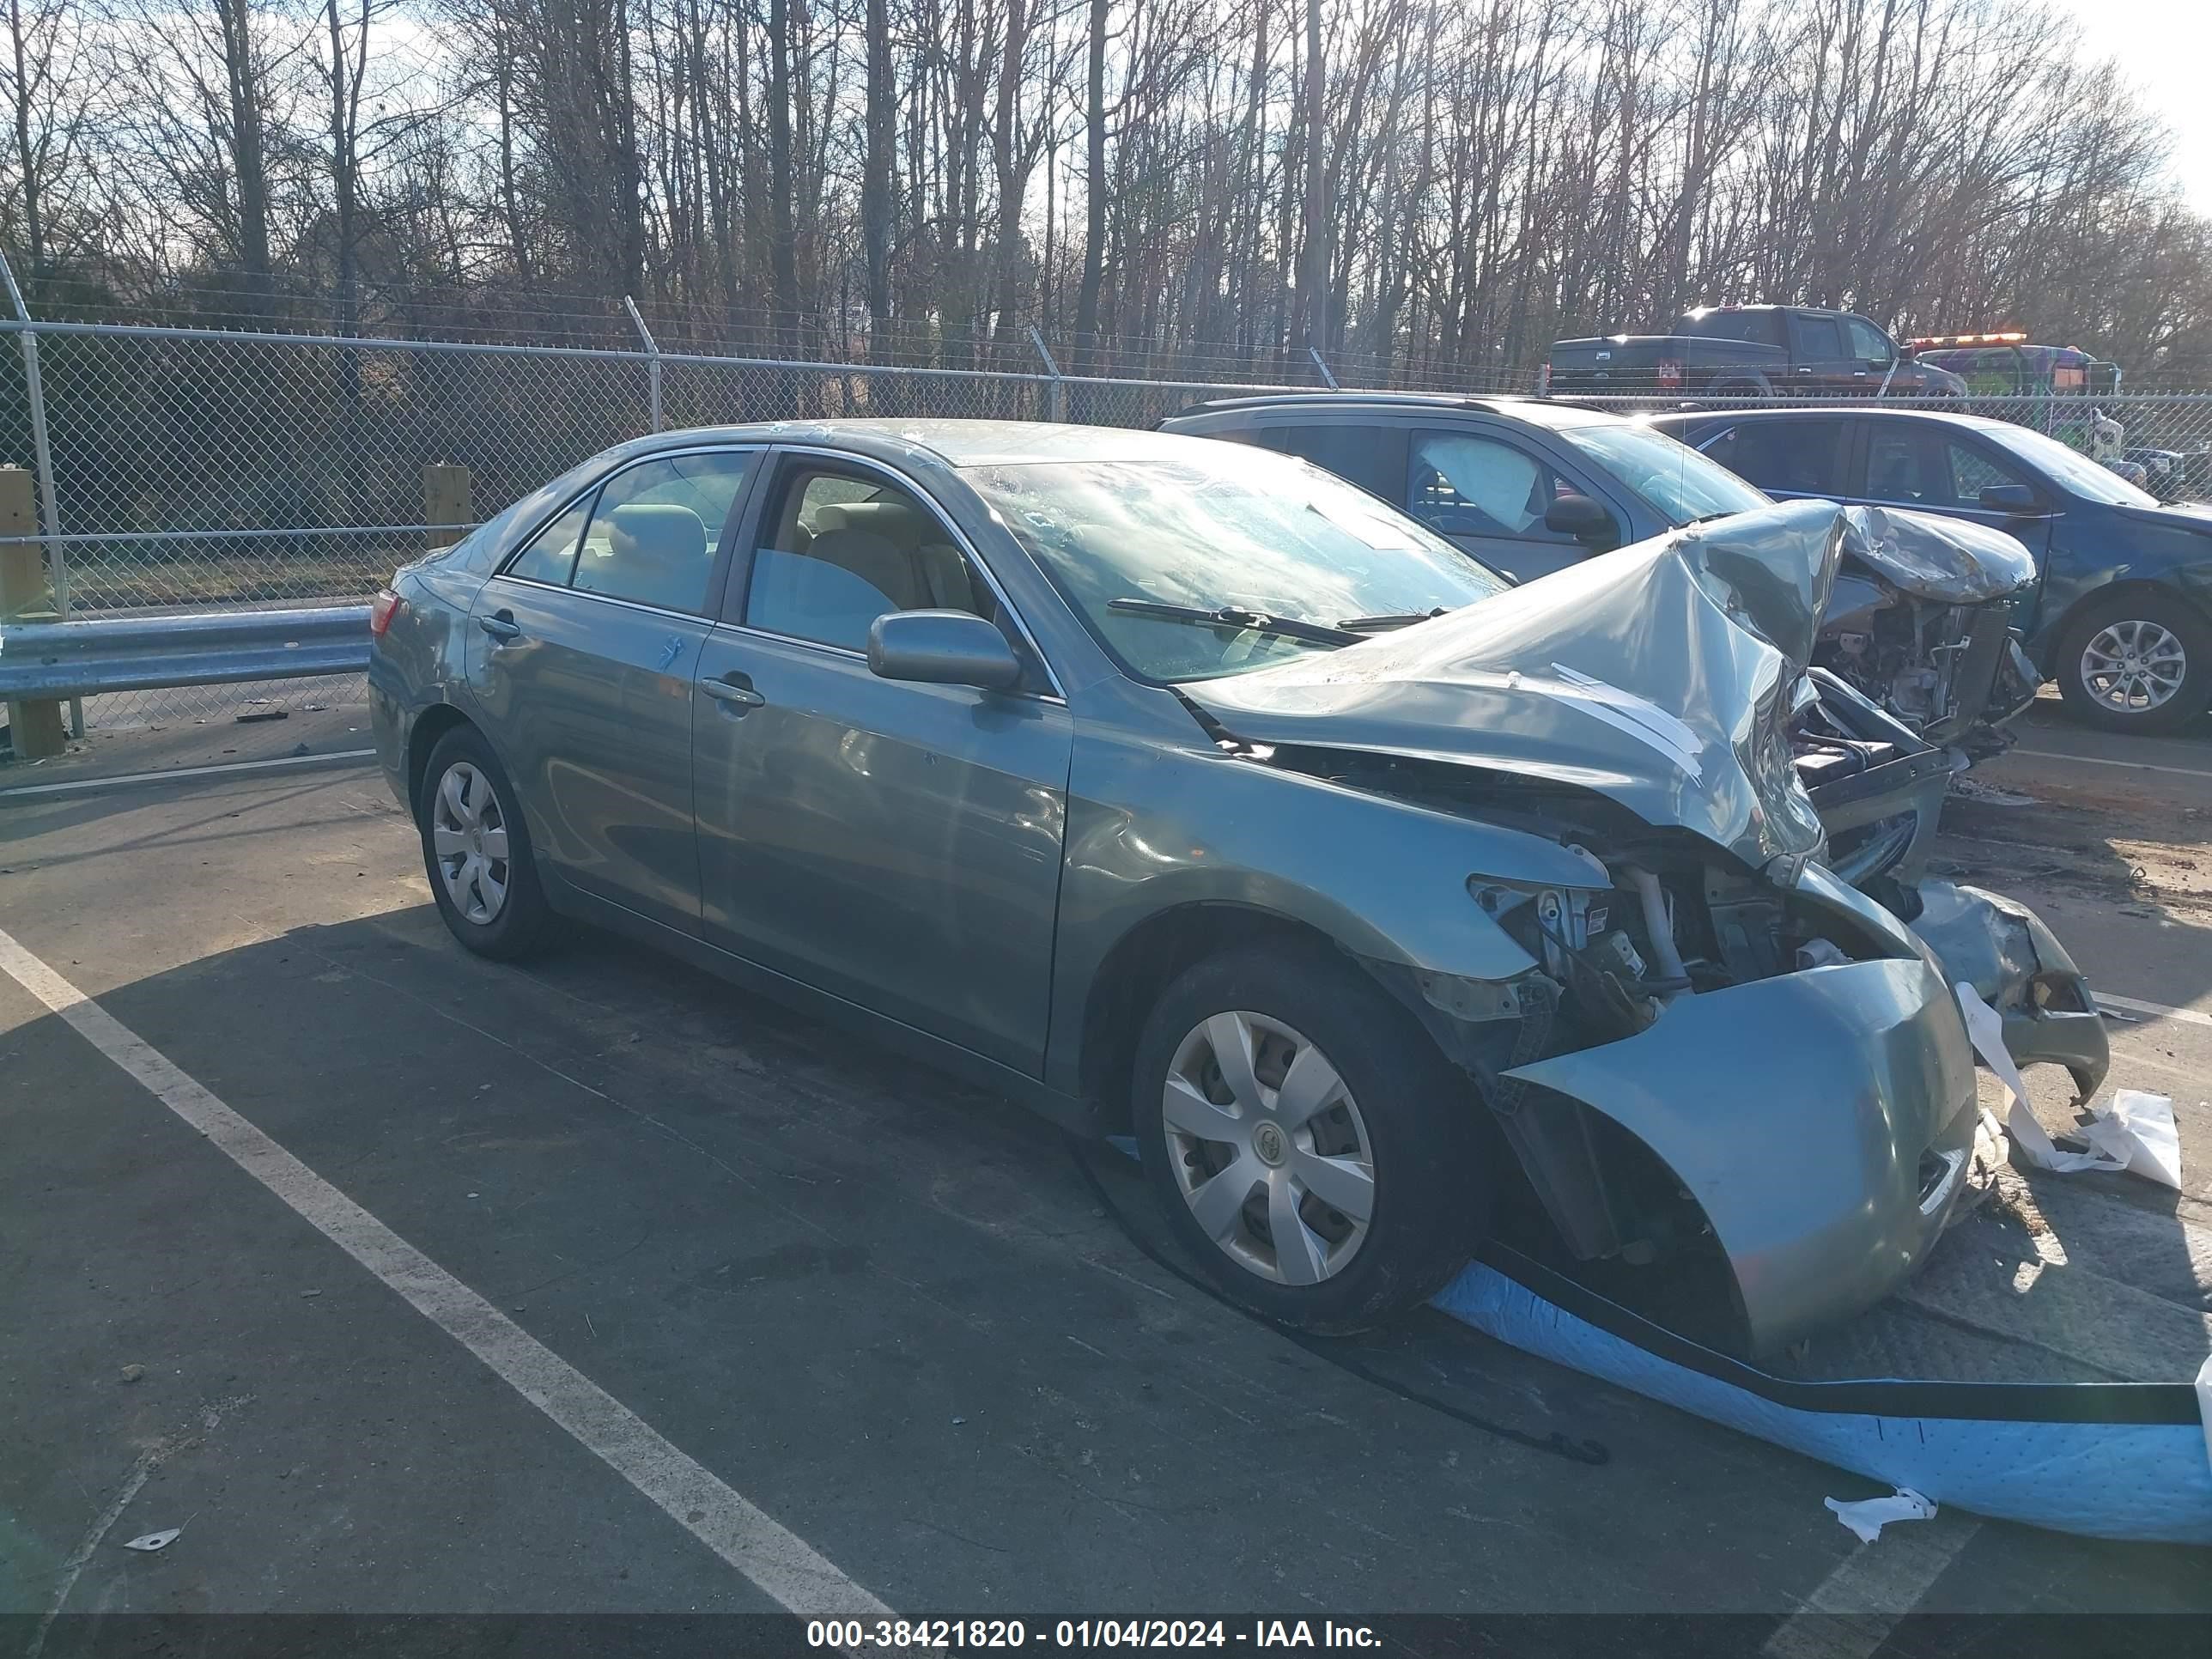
[6, 313, 2210, 731]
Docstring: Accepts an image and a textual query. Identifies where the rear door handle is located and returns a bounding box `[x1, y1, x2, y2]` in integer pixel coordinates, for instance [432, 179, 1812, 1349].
[478, 612, 521, 642]
[699, 674, 765, 710]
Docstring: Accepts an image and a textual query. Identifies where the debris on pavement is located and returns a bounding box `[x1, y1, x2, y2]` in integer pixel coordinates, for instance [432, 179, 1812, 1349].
[121, 1528, 182, 1553]
[1823, 1488, 1937, 1543]
[2074, 1091, 2184, 1190]
[1957, 984, 2184, 1185]
[118, 1364, 144, 1384]
[234, 708, 289, 724]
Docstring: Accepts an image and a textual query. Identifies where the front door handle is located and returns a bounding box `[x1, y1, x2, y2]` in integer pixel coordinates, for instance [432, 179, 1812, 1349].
[478, 611, 522, 643]
[699, 674, 766, 710]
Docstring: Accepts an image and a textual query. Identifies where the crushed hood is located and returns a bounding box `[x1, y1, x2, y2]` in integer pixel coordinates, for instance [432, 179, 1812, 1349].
[1187, 499, 1851, 870]
[1840, 506, 2037, 603]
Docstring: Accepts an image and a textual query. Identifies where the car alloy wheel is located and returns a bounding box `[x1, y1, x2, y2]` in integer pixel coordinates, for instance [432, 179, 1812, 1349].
[2078, 618, 2188, 715]
[430, 760, 512, 925]
[1161, 1010, 1376, 1286]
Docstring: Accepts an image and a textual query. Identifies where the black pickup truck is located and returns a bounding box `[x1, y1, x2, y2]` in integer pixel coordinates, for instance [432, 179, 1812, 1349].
[1544, 304, 1968, 399]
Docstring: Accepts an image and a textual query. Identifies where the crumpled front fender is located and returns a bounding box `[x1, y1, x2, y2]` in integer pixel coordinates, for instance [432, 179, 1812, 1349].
[1909, 879, 2110, 1103]
[1503, 957, 1979, 1357]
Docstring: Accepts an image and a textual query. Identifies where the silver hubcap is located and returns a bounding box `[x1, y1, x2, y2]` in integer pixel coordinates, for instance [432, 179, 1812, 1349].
[1162, 1011, 1375, 1287]
[2080, 619, 2186, 714]
[431, 761, 511, 925]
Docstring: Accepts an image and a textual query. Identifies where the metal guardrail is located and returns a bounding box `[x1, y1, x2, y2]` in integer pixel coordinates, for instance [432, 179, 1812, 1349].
[0, 605, 368, 700]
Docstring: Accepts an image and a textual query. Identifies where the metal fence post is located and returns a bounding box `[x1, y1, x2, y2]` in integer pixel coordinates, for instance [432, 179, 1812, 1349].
[1028, 326, 1067, 422]
[624, 295, 663, 432]
[0, 465, 67, 757]
[1308, 346, 1340, 390]
[0, 247, 82, 736]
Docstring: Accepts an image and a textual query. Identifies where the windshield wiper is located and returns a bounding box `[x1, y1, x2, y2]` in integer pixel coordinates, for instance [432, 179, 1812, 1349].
[1105, 598, 1361, 646]
[1336, 605, 1454, 632]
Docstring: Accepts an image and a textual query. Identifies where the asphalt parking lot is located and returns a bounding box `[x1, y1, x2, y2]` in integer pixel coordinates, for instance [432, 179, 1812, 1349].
[3, 695, 2209, 1646]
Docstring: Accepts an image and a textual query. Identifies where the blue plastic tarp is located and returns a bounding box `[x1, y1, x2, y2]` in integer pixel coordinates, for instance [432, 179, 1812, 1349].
[1434, 1257, 2212, 1546]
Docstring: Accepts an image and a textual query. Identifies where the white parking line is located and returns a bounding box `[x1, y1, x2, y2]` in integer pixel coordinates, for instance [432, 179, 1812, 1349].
[0, 748, 377, 799]
[2099, 992, 2212, 1030]
[2010, 749, 2212, 783]
[1761, 1514, 1981, 1659]
[0, 921, 891, 1620]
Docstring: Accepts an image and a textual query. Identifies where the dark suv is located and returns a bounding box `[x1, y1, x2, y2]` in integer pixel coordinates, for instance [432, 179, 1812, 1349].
[1649, 405, 2212, 732]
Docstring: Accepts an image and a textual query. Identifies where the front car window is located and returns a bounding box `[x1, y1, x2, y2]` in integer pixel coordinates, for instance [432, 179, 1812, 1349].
[1407, 431, 1584, 542]
[964, 447, 1509, 684]
[1845, 318, 1893, 364]
[744, 467, 996, 652]
[1865, 428, 2032, 510]
[1984, 424, 2158, 507]
[1554, 421, 1769, 525]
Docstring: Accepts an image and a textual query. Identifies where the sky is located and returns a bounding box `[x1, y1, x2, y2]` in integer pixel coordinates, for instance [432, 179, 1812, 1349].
[2057, 0, 2212, 211]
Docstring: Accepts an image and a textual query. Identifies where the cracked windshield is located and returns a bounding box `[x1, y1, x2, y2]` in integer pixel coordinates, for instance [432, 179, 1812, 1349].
[970, 448, 1510, 680]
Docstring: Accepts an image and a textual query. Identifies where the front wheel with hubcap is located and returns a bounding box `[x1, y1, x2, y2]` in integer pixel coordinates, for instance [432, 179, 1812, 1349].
[1131, 945, 1487, 1332]
[418, 726, 554, 959]
[2057, 592, 2212, 734]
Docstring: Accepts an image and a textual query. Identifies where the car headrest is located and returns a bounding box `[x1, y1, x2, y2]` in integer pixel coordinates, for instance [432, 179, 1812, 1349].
[806, 526, 927, 611]
[810, 499, 928, 548]
[610, 503, 708, 564]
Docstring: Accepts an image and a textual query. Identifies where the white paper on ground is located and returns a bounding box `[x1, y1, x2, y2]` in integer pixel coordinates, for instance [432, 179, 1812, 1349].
[2077, 1090, 2184, 1190]
[1951, 984, 2186, 1184]
[1823, 1487, 1937, 1543]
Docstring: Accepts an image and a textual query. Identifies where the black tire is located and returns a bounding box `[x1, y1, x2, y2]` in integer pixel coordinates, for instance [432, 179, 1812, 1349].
[417, 725, 555, 960]
[1130, 943, 1488, 1333]
[2053, 590, 2212, 735]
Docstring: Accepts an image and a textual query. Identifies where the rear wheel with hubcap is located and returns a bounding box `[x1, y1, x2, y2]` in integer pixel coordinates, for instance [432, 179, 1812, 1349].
[418, 726, 554, 959]
[2056, 592, 2212, 734]
[1131, 945, 1486, 1332]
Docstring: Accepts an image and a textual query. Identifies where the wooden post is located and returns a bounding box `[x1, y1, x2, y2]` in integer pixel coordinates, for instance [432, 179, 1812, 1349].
[0, 466, 67, 761]
[424, 464, 472, 550]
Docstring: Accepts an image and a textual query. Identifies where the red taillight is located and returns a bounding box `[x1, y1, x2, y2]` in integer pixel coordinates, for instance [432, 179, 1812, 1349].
[1536, 361, 1552, 395]
[369, 587, 404, 638]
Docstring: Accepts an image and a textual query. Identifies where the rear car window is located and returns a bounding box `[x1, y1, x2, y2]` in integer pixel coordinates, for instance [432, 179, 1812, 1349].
[1789, 314, 1846, 360]
[503, 500, 591, 586]
[1256, 424, 1408, 501]
[572, 453, 754, 613]
[1697, 419, 1848, 496]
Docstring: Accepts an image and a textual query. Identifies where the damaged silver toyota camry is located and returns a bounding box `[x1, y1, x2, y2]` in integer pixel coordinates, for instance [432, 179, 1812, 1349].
[368, 422, 2108, 1358]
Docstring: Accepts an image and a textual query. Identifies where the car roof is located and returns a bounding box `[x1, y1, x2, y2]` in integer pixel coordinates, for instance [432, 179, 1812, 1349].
[621, 418, 1218, 470]
[1164, 392, 1618, 430]
[1646, 404, 2018, 435]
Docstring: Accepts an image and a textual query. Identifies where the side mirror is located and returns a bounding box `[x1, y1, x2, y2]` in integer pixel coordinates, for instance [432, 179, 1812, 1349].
[867, 609, 1024, 690]
[1544, 492, 1616, 547]
[1978, 483, 2042, 516]
[1896, 341, 1919, 359]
